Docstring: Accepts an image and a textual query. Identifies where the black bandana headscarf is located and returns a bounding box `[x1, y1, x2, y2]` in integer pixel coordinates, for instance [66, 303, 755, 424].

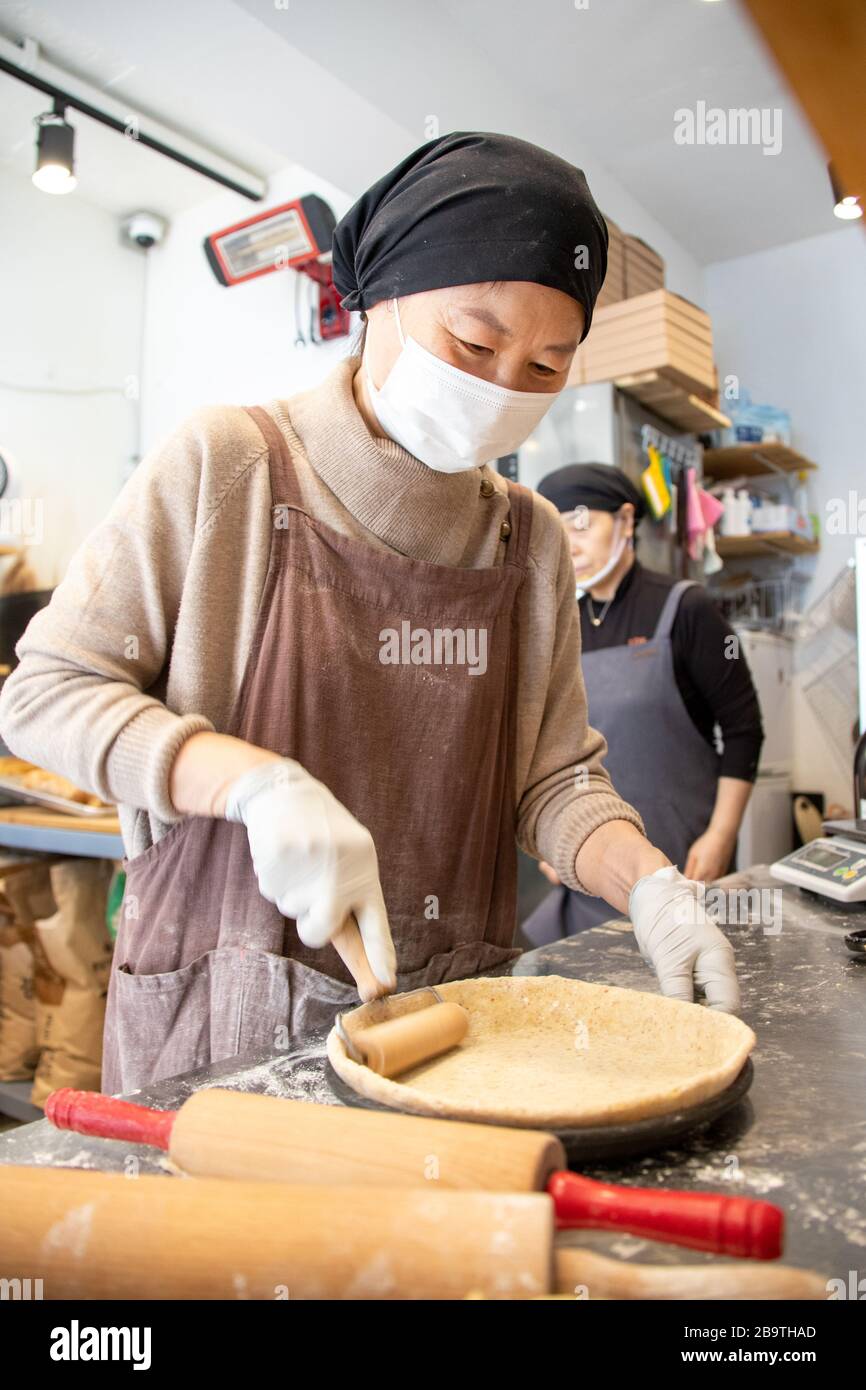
[332, 131, 608, 343]
[538, 463, 647, 523]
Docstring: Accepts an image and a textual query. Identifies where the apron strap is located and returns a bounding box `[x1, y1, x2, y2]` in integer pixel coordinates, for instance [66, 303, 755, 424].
[244, 405, 305, 511]
[245, 405, 536, 575]
[503, 481, 534, 571]
[654, 578, 697, 641]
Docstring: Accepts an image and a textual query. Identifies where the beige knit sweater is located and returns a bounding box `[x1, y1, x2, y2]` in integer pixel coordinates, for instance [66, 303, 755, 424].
[0, 356, 643, 890]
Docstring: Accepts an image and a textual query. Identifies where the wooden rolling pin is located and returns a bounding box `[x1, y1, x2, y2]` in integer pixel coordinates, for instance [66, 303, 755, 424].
[46, 1087, 784, 1258]
[0, 1168, 827, 1300]
[47, 1087, 563, 1192]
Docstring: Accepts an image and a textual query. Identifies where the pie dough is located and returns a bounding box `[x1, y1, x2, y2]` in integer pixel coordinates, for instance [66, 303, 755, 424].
[327, 976, 756, 1128]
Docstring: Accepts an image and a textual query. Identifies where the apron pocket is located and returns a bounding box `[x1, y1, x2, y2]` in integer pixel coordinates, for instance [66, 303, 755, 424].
[283, 957, 360, 1040]
[110, 948, 218, 1094]
[108, 947, 360, 1094]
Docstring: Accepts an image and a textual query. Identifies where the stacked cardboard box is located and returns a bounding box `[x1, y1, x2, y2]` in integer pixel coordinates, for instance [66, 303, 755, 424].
[624, 234, 665, 297]
[568, 289, 717, 401]
[596, 219, 665, 310]
[0, 856, 113, 1103]
[596, 217, 626, 309]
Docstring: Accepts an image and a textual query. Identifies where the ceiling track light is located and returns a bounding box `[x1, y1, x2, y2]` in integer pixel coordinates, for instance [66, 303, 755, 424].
[32, 98, 77, 194]
[829, 162, 863, 221]
[0, 41, 264, 202]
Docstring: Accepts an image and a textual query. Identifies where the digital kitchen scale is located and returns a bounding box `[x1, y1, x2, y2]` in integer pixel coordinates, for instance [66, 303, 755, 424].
[771, 821, 866, 903]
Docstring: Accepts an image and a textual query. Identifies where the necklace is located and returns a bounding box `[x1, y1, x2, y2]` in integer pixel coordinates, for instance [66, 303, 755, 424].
[586, 595, 614, 627]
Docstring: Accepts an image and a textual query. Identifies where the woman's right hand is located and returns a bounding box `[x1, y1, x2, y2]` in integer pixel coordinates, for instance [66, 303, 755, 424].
[224, 758, 396, 990]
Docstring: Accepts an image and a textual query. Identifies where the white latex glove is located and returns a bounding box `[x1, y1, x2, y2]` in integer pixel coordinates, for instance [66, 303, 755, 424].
[225, 759, 396, 989]
[629, 865, 740, 1013]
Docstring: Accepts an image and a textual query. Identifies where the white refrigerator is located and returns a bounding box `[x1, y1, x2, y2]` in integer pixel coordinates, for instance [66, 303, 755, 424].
[735, 629, 795, 869]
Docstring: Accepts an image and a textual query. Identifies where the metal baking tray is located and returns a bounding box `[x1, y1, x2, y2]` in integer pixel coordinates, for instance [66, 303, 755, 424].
[0, 775, 113, 818]
[327, 1058, 754, 1164]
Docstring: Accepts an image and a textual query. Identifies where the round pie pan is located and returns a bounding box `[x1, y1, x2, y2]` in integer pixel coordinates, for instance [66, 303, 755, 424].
[327, 1056, 754, 1163]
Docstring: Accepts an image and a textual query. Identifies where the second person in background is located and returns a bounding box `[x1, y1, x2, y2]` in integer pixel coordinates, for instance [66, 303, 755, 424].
[525, 462, 764, 942]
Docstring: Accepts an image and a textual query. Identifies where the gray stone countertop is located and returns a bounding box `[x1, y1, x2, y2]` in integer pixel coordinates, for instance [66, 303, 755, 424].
[3, 866, 864, 1282]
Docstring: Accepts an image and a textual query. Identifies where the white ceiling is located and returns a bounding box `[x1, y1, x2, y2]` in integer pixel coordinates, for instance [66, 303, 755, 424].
[238, 0, 843, 264]
[0, 1, 287, 217]
[0, 0, 848, 264]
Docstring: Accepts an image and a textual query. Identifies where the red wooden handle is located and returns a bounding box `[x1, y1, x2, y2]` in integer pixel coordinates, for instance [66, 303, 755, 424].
[45, 1089, 176, 1152]
[548, 1171, 784, 1259]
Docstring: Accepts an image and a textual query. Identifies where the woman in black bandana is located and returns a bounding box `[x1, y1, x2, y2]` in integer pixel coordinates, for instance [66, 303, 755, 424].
[526, 463, 764, 941]
[332, 131, 607, 472]
[3, 132, 743, 1094]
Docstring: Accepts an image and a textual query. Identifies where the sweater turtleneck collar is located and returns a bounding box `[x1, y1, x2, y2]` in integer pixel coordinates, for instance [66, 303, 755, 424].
[278, 355, 492, 566]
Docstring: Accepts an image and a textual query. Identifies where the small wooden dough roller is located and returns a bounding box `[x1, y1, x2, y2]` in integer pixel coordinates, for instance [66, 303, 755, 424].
[330, 915, 469, 1077]
[306, 914, 468, 1078]
[336, 986, 469, 1078]
[330, 915, 391, 1003]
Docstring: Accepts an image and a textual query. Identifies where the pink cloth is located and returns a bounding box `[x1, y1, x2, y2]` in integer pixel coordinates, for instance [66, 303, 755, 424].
[686, 467, 705, 559]
[698, 487, 725, 529]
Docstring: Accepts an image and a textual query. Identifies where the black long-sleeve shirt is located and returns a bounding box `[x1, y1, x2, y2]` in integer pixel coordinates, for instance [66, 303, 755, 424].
[579, 561, 764, 782]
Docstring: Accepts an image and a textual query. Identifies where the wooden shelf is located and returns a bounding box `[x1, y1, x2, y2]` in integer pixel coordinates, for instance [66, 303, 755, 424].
[716, 531, 819, 558]
[0, 806, 122, 857]
[704, 443, 818, 480]
[614, 372, 731, 432]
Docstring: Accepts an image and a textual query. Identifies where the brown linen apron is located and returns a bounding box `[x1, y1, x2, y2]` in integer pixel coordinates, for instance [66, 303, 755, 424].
[102, 406, 534, 1093]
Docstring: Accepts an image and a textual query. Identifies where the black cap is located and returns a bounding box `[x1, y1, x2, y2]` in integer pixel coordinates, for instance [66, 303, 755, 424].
[332, 131, 608, 342]
[537, 463, 646, 522]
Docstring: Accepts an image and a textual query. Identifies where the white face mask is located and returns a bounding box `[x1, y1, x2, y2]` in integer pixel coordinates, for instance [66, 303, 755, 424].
[574, 516, 629, 598]
[365, 300, 560, 473]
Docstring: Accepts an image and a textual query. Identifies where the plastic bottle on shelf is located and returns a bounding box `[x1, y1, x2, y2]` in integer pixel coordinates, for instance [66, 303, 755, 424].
[720, 487, 738, 536]
[792, 471, 811, 538]
[736, 489, 752, 535]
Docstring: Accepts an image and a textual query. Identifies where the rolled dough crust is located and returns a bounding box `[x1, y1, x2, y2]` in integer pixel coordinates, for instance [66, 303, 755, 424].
[327, 976, 756, 1128]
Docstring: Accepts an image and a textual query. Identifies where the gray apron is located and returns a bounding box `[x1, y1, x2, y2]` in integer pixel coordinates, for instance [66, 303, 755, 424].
[103, 406, 532, 1093]
[523, 580, 720, 942]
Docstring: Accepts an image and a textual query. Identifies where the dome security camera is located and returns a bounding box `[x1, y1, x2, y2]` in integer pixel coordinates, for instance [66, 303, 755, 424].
[121, 211, 168, 249]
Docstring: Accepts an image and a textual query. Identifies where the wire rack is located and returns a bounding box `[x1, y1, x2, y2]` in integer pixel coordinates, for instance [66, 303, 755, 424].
[710, 572, 809, 634]
[801, 649, 859, 775]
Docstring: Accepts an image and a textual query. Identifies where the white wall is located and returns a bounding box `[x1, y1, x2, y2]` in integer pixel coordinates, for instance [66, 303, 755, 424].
[0, 166, 144, 586]
[705, 226, 866, 602]
[704, 226, 866, 808]
[140, 165, 356, 449]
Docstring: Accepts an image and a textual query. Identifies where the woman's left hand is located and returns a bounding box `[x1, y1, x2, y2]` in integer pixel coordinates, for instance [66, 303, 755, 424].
[684, 828, 736, 883]
[629, 865, 740, 1012]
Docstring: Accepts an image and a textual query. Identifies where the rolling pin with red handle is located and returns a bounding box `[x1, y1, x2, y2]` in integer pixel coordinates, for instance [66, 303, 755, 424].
[0, 1167, 824, 1300]
[46, 1087, 784, 1259]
